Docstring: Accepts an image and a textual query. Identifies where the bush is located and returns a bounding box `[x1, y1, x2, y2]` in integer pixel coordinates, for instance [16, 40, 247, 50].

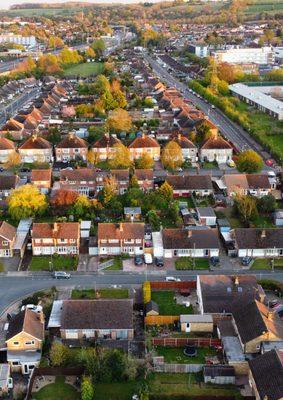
[143, 281, 151, 304]
[258, 279, 283, 296]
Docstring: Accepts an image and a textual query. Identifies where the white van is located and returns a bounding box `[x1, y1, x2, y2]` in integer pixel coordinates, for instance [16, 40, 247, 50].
[165, 276, 181, 282]
[144, 253, 153, 264]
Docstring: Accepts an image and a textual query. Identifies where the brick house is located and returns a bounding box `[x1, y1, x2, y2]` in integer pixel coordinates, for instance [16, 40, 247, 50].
[171, 134, 197, 163]
[92, 133, 121, 161]
[30, 169, 52, 194]
[0, 175, 20, 201]
[6, 309, 44, 374]
[234, 228, 283, 258]
[166, 175, 213, 197]
[18, 135, 53, 164]
[58, 168, 97, 197]
[128, 133, 160, 161]
[200, 135, 233, 164]
[0, 221, 16, 257]
[110, 169, 129, 194]
[0, 137, 16, 164]
[48, 299, 134, 340]
[55, 133, 88, 162]
[222, 174, 272, 198]
[98, 222, 145, 256]
[135, 169, 154, 192]
[31, 222, 80, 255]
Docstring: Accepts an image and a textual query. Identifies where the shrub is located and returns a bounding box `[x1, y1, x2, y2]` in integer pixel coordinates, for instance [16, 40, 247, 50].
[143, 281, 151, 304]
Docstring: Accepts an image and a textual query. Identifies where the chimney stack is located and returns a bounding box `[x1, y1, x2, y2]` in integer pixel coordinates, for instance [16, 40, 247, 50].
[187, 230, 192, 238]
[261, 229, 266, 239]
[53, 222, 58, 233]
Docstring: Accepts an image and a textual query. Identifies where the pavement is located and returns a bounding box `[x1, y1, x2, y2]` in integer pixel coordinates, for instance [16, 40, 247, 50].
[145, 53, 273, 160]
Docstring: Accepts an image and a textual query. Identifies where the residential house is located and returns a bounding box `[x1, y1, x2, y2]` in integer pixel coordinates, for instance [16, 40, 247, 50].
[31, 222, 80, 255]
[92, 133, 121, 161]
[18, 135, 53, 164]
[196, 207, 217, 226]
[55, 133, 88, 162]
[128, 133, 160, 161]
[0, 175, 20, 201]
[171, 133, 197, 163]
[124, 207, 142, 221]
[98, 222, 145, 256]
[199, 135, 233, 164]
[248, 349, 283, 400]
[0, 221, 16, 257]
[233, 300, 283, 353]
[48, 299, 134, 340]
[0, 137, 16, 164]
[234, 228, 283, 258]
[30, 169, 52, 194]
[135, 169, 154, 192]
[166, 175, 213, 197]
[6, 309, 44, 374]
[162, 228, 219, 258]
[0, 118, 24, 140]
[197, 275, 265, 316]
[58, 168, 97, 197]
[110, 169, 129, 194]
[222, 174, 272, 197]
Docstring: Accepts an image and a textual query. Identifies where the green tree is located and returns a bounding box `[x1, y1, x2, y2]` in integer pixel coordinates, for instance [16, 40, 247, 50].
[50, 342, 69, 366]
[236, 149, 263, 173]
[81, 376, 94, 400]
[257, 194, 276, 214]
[102, 350, 126, 382]
[94, 74, 110, 95]
[8, 184, 47, 221]
[129, 174, 139, 189]
[72, 195, 91, 218]
[147, 210, 161, 231]
[235, 194, 258, 224]
[158, 181, 173, 202]
[91, 38, 105, 58]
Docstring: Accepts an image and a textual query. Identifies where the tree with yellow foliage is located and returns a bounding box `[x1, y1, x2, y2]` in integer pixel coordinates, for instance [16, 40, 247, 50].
[109, 143, 132, 169]
[107, 109, 132, 133]
[135, 152, 154, 169]
[8, 184, 47, 221]
[161, 141, 183, 171]
[4, 151, 21, 169]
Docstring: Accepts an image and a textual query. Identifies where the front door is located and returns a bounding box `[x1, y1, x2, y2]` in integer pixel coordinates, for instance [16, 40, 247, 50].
[23, 364, 29, 374]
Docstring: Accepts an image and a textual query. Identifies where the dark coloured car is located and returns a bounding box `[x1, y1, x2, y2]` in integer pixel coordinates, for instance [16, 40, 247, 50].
[210, 257, 220, 266]
[241, 256, 253, 266]
[155, 257, 164, 267]
[134, 256, 143, 266]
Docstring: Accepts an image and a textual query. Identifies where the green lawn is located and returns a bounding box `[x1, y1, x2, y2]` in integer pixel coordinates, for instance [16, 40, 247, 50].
[175, 257, 209, 270]
[251, 258, 283, 270]
[64, 62, 104, 77]
[29, 256, 78, 271]
[155, 346, 217, 364]
[95, 382, 136, 400]
[32, 376, 79, 400]
[149, 373, 243, 399]
[151, 291, 193, 315]
[178, 196, 195, 208]
[71, 288, 129, 299]
[249, 215, 275, 228]
[105, 257, 123, 270]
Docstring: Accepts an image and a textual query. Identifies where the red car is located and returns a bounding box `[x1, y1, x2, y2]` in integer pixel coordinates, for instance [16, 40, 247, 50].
[265, 159, 275, 167]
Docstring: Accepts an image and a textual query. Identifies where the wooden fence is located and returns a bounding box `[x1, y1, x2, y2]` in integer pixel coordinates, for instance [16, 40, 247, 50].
[152, 337, 222, 347]
[145, 315, 180, 325]
[154, 362, 203, 373]
[25, 367, 84, 400]
[151, 281, 196, 290]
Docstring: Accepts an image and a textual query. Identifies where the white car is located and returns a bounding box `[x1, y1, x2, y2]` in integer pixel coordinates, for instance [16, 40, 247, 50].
[144, 253, 153, 264]
[165, 276, 181, 282]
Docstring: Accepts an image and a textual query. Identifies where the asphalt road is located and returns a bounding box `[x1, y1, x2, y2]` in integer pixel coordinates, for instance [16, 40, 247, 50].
[145, 54, 271, 159]
[1, 270, 283, 316]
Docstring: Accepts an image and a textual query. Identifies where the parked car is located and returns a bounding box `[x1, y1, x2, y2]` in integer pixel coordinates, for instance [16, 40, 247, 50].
[53, 271, 71, 279]
[144, 253, 153, 264]
[241, 256, 253, 266]
[134, 256, 143, 266]
[155, 257, 164, 267]
[227, 160, 235, 168]
[268, 299, 279, 309]
[210, 256, 220, 267]
[165, 276, 181, 282]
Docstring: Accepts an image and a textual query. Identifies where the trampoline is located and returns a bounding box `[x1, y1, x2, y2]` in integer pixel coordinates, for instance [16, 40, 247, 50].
[183, 345, 197, 357]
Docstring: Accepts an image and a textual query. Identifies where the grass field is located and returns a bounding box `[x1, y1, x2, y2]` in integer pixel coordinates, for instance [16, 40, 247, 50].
[151, 291, 193, 315]
[155, 346, 217, 364]
[32, 377, 78, 400]
[95, 382, 136, 400]
[246, 1, 283, 13]
[29, 256, 78, 271]
[251, 258, 283, 270]
[175, 257, 209, 270]
[71, 288, 129, 299]
[64, 62, 104, 77]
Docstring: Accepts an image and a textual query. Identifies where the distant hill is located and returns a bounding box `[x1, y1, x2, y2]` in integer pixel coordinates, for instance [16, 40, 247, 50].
[10, 2, 94, 9]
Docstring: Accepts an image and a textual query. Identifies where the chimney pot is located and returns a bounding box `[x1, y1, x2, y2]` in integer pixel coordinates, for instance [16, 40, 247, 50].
[187, 230, 192, 238]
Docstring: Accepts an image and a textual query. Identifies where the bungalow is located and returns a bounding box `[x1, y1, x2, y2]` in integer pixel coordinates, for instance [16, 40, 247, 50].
[55, 133, 88, 162]
[0, 221, 16, 257]
[199, 135, 233, 164]
[30, 169, 52, 194]
[92, 133, 121, 161]
[171, 133, 197, 163]
[128, 133, 160, 161]
[6, 308, 44, 374]
[135, 169, 154, 192]
[222, 174, 272, 197]
[162, 228, 219, 258]
[98, 222, 145, 256]
[234, 228, 283, 258]
[233, 300, 283, 353]
[166, 175, 213, 197]
[0, 175, 20, 201]
[0, 137, 16, 164]
[18, 135, 53, 164]
[48, 299, 134, 340]
[58, 168, 97, 197]
[248, 349, 283, 400]
[31, 222, 80, 255]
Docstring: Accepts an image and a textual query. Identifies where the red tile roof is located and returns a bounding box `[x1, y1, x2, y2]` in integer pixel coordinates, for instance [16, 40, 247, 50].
[32, 222, 80, 239]
[19, 135, 52, 150]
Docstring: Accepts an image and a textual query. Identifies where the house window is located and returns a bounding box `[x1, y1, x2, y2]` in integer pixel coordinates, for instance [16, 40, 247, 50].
[2, 240, 8, 246]
[12, 361, 19, 366]
[25, 340, 35, 345]
[70, 239, 76, 244]
[13, 342, 19, 346]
